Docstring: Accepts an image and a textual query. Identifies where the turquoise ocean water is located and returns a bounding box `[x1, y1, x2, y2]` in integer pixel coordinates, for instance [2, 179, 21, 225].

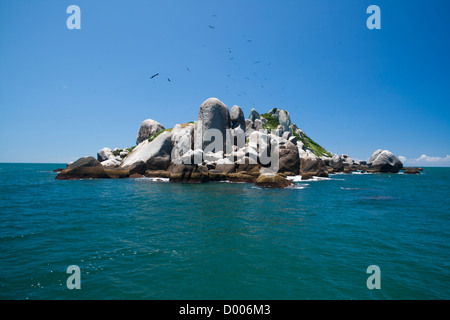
[0, 163, 449, 299]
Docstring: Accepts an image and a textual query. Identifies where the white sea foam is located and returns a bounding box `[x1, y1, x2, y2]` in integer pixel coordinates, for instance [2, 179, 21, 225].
[287, 175, 334, 182]
[287, 184, 309, 190]
[308, 176, 332, 181]
[136, 177, 169, 182]
[292, 175, 345, 182]
[352, 171, 370, 175]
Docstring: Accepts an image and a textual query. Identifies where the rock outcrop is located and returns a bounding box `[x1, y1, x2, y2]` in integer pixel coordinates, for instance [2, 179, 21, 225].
[97, 147, 114, 162]
[230, 105, 245, 130]
[276, 139, 300, 175]
[249, 108, 260, 122]
[136, 119, 165, 145]
[56, 157, 111, 180]
[404, 167, 420, 174]
[57, 97, 409, 185]
[277, 110, 291, 132]
[255, 173, 293, 188]
[368, 149, 403, 173]
[121, 131, 173, 174]
[299, 149, 328, 179]
[171, 123, 195, 164]
[194, 98, 231, 152]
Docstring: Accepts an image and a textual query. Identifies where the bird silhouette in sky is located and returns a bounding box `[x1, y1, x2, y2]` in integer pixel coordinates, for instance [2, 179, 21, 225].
[208, 25, 215, 29]
[150, 73, 159, 79]
[168, 78, 171, 82]
[186, 67, 191, 71]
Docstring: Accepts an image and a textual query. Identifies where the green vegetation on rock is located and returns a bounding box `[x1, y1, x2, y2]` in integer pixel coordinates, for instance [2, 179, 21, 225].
[293, 130, 331, 157]
[148, 128, 173, 142]
[126, 146, 136, 153]
[260, 113, 279, 130]
[261, 109, 331, 157]
[112, 149, 123, 157]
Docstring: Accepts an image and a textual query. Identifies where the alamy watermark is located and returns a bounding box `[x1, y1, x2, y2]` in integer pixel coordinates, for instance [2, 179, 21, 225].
[66, 265, 81, 289]
[366, 265, 381, 289]
[66, 5, 81, 30]
[367, 5, 381, 30]
[66, 5, 381, 31]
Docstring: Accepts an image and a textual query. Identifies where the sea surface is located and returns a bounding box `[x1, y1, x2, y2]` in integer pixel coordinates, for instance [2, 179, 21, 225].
[0, 163, 449, 300]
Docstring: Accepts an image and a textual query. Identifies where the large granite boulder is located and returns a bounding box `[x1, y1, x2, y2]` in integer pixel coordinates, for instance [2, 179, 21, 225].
[249, 108, 260, 122]
[136, 119, 165, 145]
[245, 119, 255, 139]
[55, 157, 110, 180]
[194, 98, 231, 152]
[171, 123, 195, 164]
[277, 110, 291, 132]
[276, 139, 300, 175]
[230, 105, 245, 130]
[255, 173, 293, 189]
[299, 149, 328, 179]
[101, 157, 122, 169]
[341, 154, 354, 167]
[121, 131, 173, 174]
[329, 154, 344, 172]
[97, 147, 113, 162]
[368, 149, 403, 173]
[253, 119, 264, 131]
[245, 119, 254, 131]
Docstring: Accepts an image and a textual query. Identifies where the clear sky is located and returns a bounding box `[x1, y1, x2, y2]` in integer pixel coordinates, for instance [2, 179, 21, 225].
[0, 0, 449, 166]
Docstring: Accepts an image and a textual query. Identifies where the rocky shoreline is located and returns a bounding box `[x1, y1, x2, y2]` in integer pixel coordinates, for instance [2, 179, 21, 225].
[56, 97, 420, 187]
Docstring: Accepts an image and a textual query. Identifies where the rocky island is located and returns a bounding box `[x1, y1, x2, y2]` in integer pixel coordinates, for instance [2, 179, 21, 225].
[56, 97, 410, 187]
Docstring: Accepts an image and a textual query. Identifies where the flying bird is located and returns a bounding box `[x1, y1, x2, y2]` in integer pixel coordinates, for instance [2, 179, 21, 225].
[254, 61, 261, 64]
[208, 25, 215, 29]
[167, 78, 171, 82]
[186, 67, 191, 71]
[150, 73, 159, 79]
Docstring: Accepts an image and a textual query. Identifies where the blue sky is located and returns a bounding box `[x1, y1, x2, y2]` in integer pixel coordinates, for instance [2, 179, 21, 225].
[0, 0, 449, 166]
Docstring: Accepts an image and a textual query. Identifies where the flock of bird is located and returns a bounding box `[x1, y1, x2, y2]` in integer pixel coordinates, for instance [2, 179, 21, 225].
[149, 14, 271, 101]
